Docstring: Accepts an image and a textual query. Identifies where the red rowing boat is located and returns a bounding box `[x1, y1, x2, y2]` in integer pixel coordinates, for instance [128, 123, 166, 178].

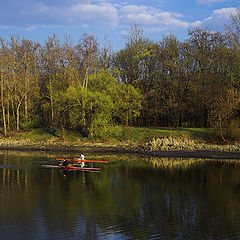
[41, 165, 100, 172]
[60, 166, 100, 171]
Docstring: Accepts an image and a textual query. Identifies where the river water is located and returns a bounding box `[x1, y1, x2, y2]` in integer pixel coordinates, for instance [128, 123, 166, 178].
[0, 151, 240, 240]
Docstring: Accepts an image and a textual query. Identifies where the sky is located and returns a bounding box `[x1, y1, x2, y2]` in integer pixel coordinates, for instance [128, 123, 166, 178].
[0, 0, 239, 50]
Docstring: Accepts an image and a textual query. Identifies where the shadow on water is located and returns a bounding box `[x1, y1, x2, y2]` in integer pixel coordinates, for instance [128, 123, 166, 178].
[0, 151, 240, 239]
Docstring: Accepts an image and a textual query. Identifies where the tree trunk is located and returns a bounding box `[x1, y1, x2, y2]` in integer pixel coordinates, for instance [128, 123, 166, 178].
[88, 125, 93, 138]
[7, 93, 10, 130]
[24, 69, 29, 122]
[49, 80, 54, 125]
[2, 106, 7, 136]
[125, 113, 129, 127]
[1, 69, 7, 136]
[16, 95, 26, 131]
[219, 121, 225, 142]
[25, 94, 28, 122]
[17, 104, 20, 131]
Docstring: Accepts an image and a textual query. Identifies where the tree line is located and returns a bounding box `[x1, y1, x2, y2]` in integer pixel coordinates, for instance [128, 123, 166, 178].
[1, 10, 240, 140]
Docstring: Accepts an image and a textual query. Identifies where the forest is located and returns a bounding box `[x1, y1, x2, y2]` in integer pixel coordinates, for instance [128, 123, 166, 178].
[1, 10, 240, 141]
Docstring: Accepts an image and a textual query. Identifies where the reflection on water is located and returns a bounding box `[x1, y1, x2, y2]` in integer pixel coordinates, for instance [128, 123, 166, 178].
[0, 151, 240, 239]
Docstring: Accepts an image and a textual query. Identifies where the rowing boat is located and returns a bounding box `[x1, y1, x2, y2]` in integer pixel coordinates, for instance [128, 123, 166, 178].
[60, 166, 100, 172]
[41, 165, 100, 172]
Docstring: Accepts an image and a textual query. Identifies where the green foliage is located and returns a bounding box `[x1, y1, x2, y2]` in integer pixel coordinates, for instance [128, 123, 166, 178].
[208, 90, 239, 141]
[93, 125, 123, 140]
[21, 115, 42, 130]
[64, 85, 87, 128]
[57, 69, 143, 137]
[88, 69, 118, 93]
[226, 120, 240, 141]
[114, 83, 142, 126]
[4, 126, 210, 144]
[87, 91, 114, 137]
[61, 70, 121, 137]
[54, 129, 84, 141]
[121, 127, 208, 143]
[14, 128, 53, 141]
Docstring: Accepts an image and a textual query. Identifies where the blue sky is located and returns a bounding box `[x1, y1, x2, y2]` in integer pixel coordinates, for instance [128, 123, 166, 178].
[0, 0, 239, 49]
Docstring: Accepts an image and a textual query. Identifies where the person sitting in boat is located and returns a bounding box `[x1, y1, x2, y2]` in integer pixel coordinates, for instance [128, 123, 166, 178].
[75, 153, 85, 168]
[61, 159, 69, 167]
[80, 153, 85, 168]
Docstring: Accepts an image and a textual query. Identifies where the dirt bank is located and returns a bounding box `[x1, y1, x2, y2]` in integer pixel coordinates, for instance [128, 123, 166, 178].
[0, 140, 135, 154]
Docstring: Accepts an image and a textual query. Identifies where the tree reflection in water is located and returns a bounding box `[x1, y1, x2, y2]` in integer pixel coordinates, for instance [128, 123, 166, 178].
[0, 151, 240, 239]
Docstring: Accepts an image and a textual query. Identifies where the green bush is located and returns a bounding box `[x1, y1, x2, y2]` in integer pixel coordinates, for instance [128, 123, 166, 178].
[15, 128, 53, 141]
[21, 115, 42, 130]
[93, 125, 123, 140]
[226, 120, 240, 141]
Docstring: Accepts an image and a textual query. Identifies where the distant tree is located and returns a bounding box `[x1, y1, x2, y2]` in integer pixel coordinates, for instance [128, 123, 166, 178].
[0, 38, 9, 135]
[225, 9, 240, 91]
[225, 8, 240, 51]
[208, 90, 239, 141]
[99, 36, 114, 70]
[76, 34, 99, 88]
[114, 24, 152, 86]
[40, 33, 65, 127]
[62, 83, 113, 138]
[154, 35, 190, 127]
[88, 69, 142, 128]
[20, 39, 40, 124]
[114, 82, 142, 126]
[187, 29, 232, 127]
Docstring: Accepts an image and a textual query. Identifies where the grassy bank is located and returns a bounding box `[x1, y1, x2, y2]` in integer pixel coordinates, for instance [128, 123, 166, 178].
[0, 127, 239, 158]
[3, 127, 208, 144]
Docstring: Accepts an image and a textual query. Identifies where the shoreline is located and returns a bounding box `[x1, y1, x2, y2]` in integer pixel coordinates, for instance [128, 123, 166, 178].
[0, 140, 239, 159]
[146, 150, 240, 160]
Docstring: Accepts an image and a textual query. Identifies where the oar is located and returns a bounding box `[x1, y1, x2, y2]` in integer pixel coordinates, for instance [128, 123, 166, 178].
[56, 158, 108, 163]
[72, 159, 108, 163]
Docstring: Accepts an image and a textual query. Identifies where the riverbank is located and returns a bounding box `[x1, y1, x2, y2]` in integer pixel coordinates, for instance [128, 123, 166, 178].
[0, 139, 239, 160]
[147, 150, 240, 159]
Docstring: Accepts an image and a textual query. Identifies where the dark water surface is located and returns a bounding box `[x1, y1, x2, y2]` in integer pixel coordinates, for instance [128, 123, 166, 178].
[0, 151, 240, 240]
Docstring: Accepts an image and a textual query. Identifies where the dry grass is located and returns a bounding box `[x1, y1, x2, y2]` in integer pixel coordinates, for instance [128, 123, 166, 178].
[144, 136, 240, 152]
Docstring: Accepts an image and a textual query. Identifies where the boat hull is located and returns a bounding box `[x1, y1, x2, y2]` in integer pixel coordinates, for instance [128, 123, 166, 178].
[41, 165, 100, 172]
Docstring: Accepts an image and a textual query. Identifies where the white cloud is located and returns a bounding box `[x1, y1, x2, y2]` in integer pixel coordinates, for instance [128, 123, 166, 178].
[14, 2, 198, 31]
[197, 0, 228, 4]
[119, 5, 200, 31]
[13, 1, 119, 27]
[117, 4, 236, 35]
[0, 25, 36, 31]
[212, 7, 237, 17]
[67, 3, 119, 25]
[199, 7, 236, 30]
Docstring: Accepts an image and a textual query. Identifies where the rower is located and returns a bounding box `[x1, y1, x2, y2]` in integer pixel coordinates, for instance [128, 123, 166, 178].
[80, 153, 85, 168]
[75, 153, 85, 168]
[80, 153, 85, 160]
[61, 159, 69, 167]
